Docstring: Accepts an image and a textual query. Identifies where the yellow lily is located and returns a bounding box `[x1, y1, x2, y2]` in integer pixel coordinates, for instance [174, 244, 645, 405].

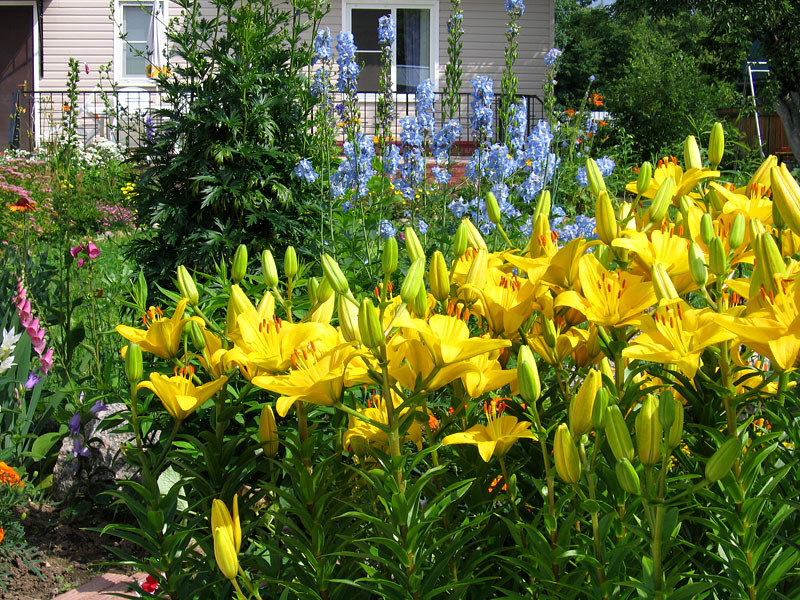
[442, 405, 536, 462]
[555, 254, 656, 329]
[460, 351, 518, 398]
[138, 369, 228, 421]
[525, 318, 589, 366]
[612, 227, 695, 293]
[211, 496, 240, 581]
[714, 182, 773, 226]
[116, 298, 203, 359]
[472, 270, 540, 340]
[386, 334, 480, 392]
[621, 300, 735, 378]
[626, 156, 719, 204]
[342, 391, 424, 453]
[252, 344, 355, 417]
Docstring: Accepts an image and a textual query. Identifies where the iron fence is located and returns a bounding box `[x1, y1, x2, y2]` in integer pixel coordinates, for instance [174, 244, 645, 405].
[13, 89, 543, 153]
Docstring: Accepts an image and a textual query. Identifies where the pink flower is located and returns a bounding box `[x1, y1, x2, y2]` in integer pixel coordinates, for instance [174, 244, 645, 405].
[86, 241, 100, 259]
[39, 348, 53, 375]
[77, 258, 85, 268]
[85, 63, 90, 74]
[70, 244, 83, 258]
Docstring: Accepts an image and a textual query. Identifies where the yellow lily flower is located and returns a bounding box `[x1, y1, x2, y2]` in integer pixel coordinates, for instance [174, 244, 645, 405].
[714, 182, 773, 226]
[621, 300, 735, 378]
[472, 270, 540, 340]
[685, 206, 755, 269]
[612, 227, 695, 293]
[525, 318, 589, 366]
[387, 334, 480, 392]
[252, 344, 355, 417]
[555, 254, 656, 329]
[342, 391, 424, 453]
[626, 156, 719, 204]
[442, 405, 536, 462]
[460, 351, 518, 398]
[138, 368, 228, 421]
[116, 298, 203, 359]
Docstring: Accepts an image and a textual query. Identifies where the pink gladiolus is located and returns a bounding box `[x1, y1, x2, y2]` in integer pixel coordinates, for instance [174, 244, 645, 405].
[70, 244, 83, 258]
[86, 241, 100, 259]
[77, 258, 85, 268]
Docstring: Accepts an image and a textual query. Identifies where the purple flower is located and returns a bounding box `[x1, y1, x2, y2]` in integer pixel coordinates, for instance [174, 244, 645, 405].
[68, 413, 81, 436]
[89, 400, 108, 416]
[72, 439, 89, 458]
[544, 48, 562, 67]
[24, 372, 41, 390]
[70, 244, 83, 258]
[86, 241, 101, 259]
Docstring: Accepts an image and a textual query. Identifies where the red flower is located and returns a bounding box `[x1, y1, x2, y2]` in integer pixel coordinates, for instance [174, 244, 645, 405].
[141, 574, 159, 594]
[9, 197, 36, 212]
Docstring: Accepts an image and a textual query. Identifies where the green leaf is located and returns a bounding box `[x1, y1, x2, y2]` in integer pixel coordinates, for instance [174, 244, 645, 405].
[26, 432, 63, 461]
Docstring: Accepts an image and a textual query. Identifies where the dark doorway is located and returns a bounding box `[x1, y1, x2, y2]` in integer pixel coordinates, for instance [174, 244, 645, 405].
[0, 5, 35, 151]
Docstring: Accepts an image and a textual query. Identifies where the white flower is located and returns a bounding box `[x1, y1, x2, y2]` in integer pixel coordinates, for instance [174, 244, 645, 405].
[0, 327, 21, 357]
[0, 355, 15, 374]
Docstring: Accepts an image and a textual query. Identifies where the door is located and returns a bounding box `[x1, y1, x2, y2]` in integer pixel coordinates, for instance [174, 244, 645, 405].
[0, 5, 34, 151]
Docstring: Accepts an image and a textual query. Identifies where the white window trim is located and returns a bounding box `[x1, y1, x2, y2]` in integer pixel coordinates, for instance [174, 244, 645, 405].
[113, 0, 168, 87]
[342, 0, 440, 92]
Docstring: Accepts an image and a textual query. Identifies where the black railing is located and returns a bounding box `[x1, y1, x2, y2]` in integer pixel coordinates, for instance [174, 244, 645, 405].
[14, 90, 543, 153]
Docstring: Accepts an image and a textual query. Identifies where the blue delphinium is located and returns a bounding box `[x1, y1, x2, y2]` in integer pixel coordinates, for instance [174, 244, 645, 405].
[508, 100, 528, 152]
[378, 15, 396, 47]
[432, 166, 451, 185]
[293, 158, 319, 183]
[449, 196, 469, 219]
[433, 119, 461, 162]
[331, 132, 375, 199]
[505, 0, 525, 16]
[394, 147, 426, 200]
[544, 48, 562, 66]
[312, 29, 333, 99]
[416, 79, 436, 136]
[383, 144, 401, 176]
[576, 156, 615, 188]
[418, 219, 429, 235]
[336, 32, 360, 96]
[378, 219, 397, 239]
[470, 76, 494, 143]
[313, 28, 333, 65]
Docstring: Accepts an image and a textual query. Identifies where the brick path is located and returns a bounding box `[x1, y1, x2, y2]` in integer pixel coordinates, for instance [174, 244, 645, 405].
[52, 572, 147, 600]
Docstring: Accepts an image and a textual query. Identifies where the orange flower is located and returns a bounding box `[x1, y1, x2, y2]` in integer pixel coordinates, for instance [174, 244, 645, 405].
[9, 197, 36, 212]
[488, 475, 508, 493]
[590, 93, 604, 107]
[565, 109, 576, 118]
[0, 462, 23, 487]
[0, 527, 4, 544]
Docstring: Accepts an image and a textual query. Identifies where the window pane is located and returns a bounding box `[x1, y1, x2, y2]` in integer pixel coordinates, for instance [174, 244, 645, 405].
[352, 9, 389, 51]
[397, 8, 430, 92]
[123, 5, 149, 43]
[126, 41, 148, 77]
[354, 52, 381, 92]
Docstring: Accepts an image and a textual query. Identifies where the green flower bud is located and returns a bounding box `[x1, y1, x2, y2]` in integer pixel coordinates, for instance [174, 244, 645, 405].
[569, 369, 601, 437]
[258, 404, 279, 458]
[705, 437, 742, 483]
[773, 197, 786, 230]
[605, 405, 634, 462]
[683, 135, 703, 170]
[187, 320, 205, 351]
[708, 122, 724, 169]
[231, 244, 248, 284]
[320, 254, 349, 295]
[358, 297, 384, 349]
[410, 281, 428, 318]
[595, 244, 612, 268]
[337, 295, 361, 343]
[317, 276, 334, 302]
[541, 315, 558, 348]
[658, 390, 675, 428]
[261, 250, 278, 289]
[708, 236, 727, 277]
[176, 265, 199, 306]
[749, 217, 766, 241]
[636, 394, 662, 466]
[453, 221, 469, 258]
[405, 226, 425, 263]
[595, 190, 618, 246]
[284, 246, 298, 280]
[637, 161, 653, 196]
[307, 276, 319, 305]
[486, 191, 502, 225]
[592, 387, 610, 429]
[649, 177, 674, 224]
[729, 214, 745, 250]
[382, 237, 398, 277]
[666, 398, 684, 450]
[688, 243, 708, 287]
[125, 342, 143, 385]
[700, 213, 715, 245]
[429, 251, 450, 302]
[707, 187, 725, 213]
[400, 258, 426, 305]
[517, 345, 541, 405]
[585, 158, 607, 198]
[533, 189, 551, 221]
[554, 424, 582, 484]
[651, 263, 679, 305]
[615, 457, 641, 495]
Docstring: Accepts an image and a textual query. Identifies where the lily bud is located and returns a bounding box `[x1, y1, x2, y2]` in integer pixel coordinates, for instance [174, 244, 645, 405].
[124, 342, 143, 385]
[429, 251, 450, 302]
[211, 496, 241, 580]
[615, 458, 641, 495]
[605, 405, 634, 462]
[771, 164, 800, 236]
[754, 231, 786, 297]
[258, 404, 279, 457]
[688, 243, 708, 287]
[592, 387, 610, 428]
[337, 295, 361, 343]
[595, 190, 618, 245]
[637, 161, 653, 196]
[382, 236, 399, 277]
[585, 158, 607, 198]
[708, 236, 727, 277]
[404, 226, 425, 263]
[284, 246, 298, 280]
[410, 282, 428, 318]
[453, 221, 469, 258]
[729, 213, 745, 250]
[554, 424, 582, 484]
[486, 191, 502, 225]
[213, 526, 239, 581]
[317, 276, 334, 302]
[463, 218, 488, 250]
[400, 258, 426, 305]
[358, 297, 384, 349]
[261, 250, 278, 289]
[700, 213, 714, 245]
[533, 189, 551, 221]
[187, 321, 205, 351]
[465, 249, 488, 290]
[595, 244, 611, 268]
[599, 357, 614, 384]
[708, 122, 724, 169]
[707, 187, 725, 213]
[231, 244, 248, 284]
[320, 254, 349, 295]
[648, 177, 674, 224]
[636, 394, 662, 466]
[541, 315, 558, 348]
[569, 369, 601, 437]
[666, 398, 683, 450]
[517, 345, 541, 404]
[749, 217, 766, 241]
[705, 437, 742, 483]
[773, 198, 786, 230]
[307, 276, 319, 305]
[177, 265, 199, 306]
[658, 390, 675, 428]
[651, 263, 679, 305]
[683, 135, 702, 170]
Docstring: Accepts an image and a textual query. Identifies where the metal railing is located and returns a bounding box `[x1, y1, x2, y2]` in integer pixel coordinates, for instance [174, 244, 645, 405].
[14, 90, 543, 153]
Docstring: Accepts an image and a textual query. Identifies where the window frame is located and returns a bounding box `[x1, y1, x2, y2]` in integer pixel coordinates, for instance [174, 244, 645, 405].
[343, 0, 440, 93]
[113, 0, 168, 86]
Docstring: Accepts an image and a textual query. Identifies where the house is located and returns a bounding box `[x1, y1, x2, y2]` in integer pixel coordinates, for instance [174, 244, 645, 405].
[0, 0, 554, 150]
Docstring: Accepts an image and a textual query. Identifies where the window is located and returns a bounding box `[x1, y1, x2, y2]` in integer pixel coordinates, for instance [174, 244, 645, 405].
[346, 2, 438, 93]
[115, 1, 166, 82]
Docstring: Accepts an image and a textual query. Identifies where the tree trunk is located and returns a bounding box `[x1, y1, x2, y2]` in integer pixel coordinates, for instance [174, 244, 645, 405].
[774, 91, 800, 163]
